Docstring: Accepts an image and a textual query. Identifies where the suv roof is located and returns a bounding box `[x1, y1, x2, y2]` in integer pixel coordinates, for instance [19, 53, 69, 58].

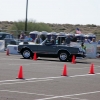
[0, 32, 10, 34]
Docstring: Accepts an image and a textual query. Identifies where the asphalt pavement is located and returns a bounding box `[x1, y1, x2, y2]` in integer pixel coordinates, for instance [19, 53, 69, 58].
[0, 52, 100, 100]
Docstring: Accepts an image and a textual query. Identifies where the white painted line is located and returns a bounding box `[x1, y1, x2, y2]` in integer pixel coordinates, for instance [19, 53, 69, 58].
[0, 90, 53, 96]
[95, 73, 100, 75]
[63, 96, 85, 100]
[0, 78, 37, 83]
[36, 91, 100, 100]
[0, 73, 100, 84]
[0, 79, 23, 83]
[26, 73, 100, 81]
[25, 76, 63, 81]
[69, 73, 100, 78]
[0, 79, 53, 86]
[0, 76, 62, 84]
[69, 74, 94, 78]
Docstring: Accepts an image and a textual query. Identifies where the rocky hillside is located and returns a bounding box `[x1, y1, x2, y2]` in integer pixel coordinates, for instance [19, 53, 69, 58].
[47, 23, 100, 34]
[0, 21, 100, 34]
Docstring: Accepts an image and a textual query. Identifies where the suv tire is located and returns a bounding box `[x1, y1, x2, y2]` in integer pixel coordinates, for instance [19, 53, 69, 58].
[21, 49, 32, 59]
[59, 51, 68, 62]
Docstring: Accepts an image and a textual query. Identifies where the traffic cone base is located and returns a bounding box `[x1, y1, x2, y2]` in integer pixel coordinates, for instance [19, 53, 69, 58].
[33, 52, 37, 60]
[16, 66, 24, 79]
[6, 49, 9, 56]
[62, 64, 67, 76]
[89, 63, 95, 74]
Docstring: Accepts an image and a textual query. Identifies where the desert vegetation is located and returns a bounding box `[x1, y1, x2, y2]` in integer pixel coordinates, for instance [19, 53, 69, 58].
[0, 20, 100, 39]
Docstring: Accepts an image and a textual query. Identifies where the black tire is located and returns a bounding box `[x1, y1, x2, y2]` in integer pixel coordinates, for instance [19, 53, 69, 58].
[58, 51, 69, 62]
[21, 49, 32, 59]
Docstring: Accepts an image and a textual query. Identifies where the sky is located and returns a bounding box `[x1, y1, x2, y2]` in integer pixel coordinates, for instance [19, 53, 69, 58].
[0, 0, 100, 25]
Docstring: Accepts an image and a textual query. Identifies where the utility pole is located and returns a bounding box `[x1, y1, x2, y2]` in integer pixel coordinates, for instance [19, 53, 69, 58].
[25, 0, 28, 34]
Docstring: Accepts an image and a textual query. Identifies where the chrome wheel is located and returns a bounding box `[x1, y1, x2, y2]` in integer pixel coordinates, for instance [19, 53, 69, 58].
[59, 52, 68, 61]
[22, 49, 31, 59]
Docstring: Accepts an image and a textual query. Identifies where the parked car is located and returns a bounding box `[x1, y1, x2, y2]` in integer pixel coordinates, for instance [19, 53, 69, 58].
[0, 32, 14, 40]
[0, 32, 19, 49]
[18, 39, 85, 62]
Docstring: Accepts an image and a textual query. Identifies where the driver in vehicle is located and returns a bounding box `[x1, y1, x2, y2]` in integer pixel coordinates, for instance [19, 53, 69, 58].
[51, 39, 55, 45]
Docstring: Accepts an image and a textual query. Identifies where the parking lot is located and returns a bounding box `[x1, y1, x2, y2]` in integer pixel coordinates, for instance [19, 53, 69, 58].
[0, 52, 100, 100]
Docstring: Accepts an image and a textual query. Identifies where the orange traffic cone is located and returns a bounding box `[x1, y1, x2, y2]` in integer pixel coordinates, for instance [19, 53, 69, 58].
[6, 49, 9, 56]
[33, 52, 37, 60]
[71, 55, 76, 64]
[89, 63, 95, 74]
[16, 66, 24, 79]
[62, 64, 67, 76]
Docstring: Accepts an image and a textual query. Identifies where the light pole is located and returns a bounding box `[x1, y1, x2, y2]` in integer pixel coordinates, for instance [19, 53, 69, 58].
[25, 0, 28, 34]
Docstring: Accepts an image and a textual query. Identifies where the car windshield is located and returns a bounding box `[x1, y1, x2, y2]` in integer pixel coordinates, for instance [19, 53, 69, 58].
[0, 34, 3, 39]
[0, 34, 2, 38]
[40, 39, 54, 45]
[40, 39, 47, 45]
[0, 33, 9, 40]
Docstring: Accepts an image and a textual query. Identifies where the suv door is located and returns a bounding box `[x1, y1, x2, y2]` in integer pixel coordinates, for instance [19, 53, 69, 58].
[37, 40, 58, 56]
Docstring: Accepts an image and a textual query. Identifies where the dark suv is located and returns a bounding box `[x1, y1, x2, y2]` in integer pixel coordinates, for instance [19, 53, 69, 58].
[0, 32, 13, 40]
[0, 32, 18, 49]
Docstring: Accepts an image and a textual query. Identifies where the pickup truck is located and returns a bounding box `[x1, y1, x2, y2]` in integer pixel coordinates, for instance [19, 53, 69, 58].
[18, 39, 85, 62]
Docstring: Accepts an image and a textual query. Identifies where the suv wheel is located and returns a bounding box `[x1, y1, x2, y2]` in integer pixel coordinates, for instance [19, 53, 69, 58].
[22, 49, 32, 59]
[59, 52, 68, 62]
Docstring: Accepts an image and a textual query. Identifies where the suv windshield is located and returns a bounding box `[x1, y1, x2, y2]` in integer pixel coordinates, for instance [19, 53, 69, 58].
[0, 34, 5, 40]
[0, 34, 2, 38]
